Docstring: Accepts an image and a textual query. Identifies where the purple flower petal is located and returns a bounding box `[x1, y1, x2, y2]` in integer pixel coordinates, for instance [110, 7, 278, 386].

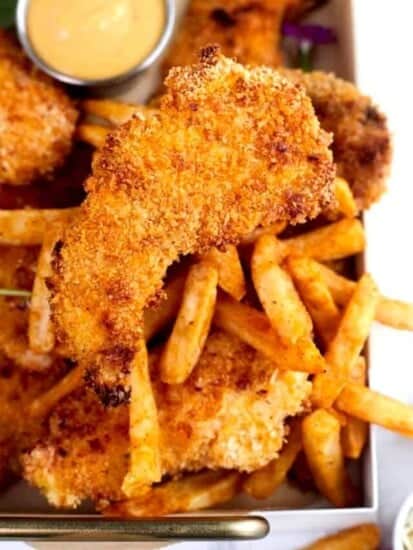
[282, 22, 337, 45]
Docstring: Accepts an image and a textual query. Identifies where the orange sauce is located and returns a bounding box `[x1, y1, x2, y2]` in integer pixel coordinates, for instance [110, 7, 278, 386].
[28, 0, 165, 80]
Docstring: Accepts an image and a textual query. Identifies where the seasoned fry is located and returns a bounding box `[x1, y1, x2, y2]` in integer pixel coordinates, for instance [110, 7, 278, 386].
[328, 177, 358, 219]
[336, 383, 413, 436]
[312, 274, 379, 408]
[301, 523, 380, 550]
[240, 221, 287, 246]
[302, 409, 357, 507]
[287, 255, 341, 346]
[214, 295, 325, 374]
[372, 295, 413, 330]
[122, 343, 161, 497]
[252, 235, 312, 344]
[342, 357, 368, 459]
[201, 245, 246, 301]
[76, 124, 109, 148]
[143, 271, 187, 342]
[282, 219, 365, 262]
[160, 262, 218, 384]
[243, 419, 302, 499]
[0, 208, 77, 246]
[82, 99, 151, 125]
[318, 262, 413, 330]
[342, 417, 368, 460]
[106, 471, 241, 517]
[328, 409, 347, 427]
[29, 226, 63, 353]
[29, 363, 85, 419]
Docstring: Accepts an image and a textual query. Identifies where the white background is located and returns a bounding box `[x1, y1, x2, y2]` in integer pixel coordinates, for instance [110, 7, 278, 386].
[2, 0, 413, 549]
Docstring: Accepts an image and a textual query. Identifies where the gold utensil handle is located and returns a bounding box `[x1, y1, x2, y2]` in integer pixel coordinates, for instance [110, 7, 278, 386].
[0, 515, 269, 541]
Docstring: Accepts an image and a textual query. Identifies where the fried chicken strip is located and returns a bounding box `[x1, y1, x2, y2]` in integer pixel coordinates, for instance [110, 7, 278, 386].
[0, 353, 63, 489]
[0, 31, 78, 186]
[280, 69, 392, 209]
[52, 48, 334, 399]
[163, 0, 292, 73]
[163, 0, 327, 74]
[22, 331, 311, 508]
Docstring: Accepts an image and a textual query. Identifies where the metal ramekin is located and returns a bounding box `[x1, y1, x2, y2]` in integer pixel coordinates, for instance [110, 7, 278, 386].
[15, 0, 176, 87]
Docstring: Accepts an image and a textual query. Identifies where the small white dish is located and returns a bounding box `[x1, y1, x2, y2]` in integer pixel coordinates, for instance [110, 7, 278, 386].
[394, 493, 413, 550]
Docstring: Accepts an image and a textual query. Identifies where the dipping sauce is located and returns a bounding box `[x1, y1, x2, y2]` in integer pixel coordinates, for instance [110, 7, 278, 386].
[27, 0, 165, 80]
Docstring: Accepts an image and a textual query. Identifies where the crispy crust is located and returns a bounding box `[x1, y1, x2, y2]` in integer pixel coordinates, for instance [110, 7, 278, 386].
[22, 331, 311, 508]
[162, 0, 293, 73]
[0, 31, 78, 186]
[0, 353, 63, 489]
[51, 49, 334, 396]
[280, 69, 392, 209]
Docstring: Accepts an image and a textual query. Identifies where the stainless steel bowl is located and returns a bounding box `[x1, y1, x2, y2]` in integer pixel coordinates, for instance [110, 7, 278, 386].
[16, 0, 176, 87]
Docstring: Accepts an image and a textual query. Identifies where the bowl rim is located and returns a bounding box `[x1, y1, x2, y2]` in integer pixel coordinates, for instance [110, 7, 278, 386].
[393, 492, 413, 550]
[15, 0, 176, 87]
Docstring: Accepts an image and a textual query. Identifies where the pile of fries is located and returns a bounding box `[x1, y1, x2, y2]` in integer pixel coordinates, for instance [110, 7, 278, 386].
[2, 103, 413, 518]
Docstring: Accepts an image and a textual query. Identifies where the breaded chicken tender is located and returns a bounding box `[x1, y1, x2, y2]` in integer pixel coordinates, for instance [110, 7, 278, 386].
[0, 353, 63, 488]
[280, 69, 392, 209]
[52, 48, 334, 400]
[22, 331, 311, 508]
[163, 0, 292, 73]
[0, 31, 78, 186]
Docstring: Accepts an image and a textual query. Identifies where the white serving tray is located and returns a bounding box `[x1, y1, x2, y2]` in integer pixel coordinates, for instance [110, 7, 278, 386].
[0, 0, 378, 537]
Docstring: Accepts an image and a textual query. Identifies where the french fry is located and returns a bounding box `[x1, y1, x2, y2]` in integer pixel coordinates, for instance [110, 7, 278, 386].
[342, 357, 368, 459]
[287, 255, 341, 346]
[302, 409, 357, 507]
[214, 295, 325, 374]
[160, 262, 218, 384]
[106, 471, 241, 517]
[143, 271, 187, 342]
[336, 383, 413, 436]
[0, 208, 76, 246]
[328, 409, 347, 427]
[281, 219, 365, 262]
[291, 451, 316, 492]
[122, 343, 161, 497]
[252, 235, 312, 344]
[243, 419, 302, 499]
[300, 523, 380, 550]
[318, 262, 413, 331]
[201, 245, 246, 301]
[240, 221, 287, 246]
[311, 274, 379, 408]
[342, 417, 368, 460]
[29, 226, 63, 354]
[29, 363, 85, 419]
[327, 177, 358, 220]
[82, 99, 151, 125]
[76, 124, 109, 148]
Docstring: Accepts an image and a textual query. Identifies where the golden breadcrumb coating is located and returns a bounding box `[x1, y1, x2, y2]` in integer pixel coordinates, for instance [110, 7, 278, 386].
[280, 69, 392, 209]
[163, 0, 293, 73]
[0, 31, 78, 186]
[52, 49, 334, 400]
[156, 331, 311, 475]
[0, 353, 63, 488]
[22, 331, 311, 508]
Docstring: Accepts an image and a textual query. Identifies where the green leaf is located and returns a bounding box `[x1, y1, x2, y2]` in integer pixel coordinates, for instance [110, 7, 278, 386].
[297, 43, 314, 73]
[0, 288, 32, 298]
[0, 0, 17, 29]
